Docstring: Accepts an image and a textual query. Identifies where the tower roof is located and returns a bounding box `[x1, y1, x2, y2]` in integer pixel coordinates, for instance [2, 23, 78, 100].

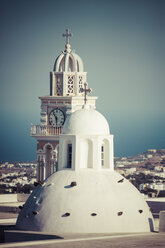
[54, 29, 84, 72]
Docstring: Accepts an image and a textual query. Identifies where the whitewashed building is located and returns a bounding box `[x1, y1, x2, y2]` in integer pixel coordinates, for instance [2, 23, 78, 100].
[16, 30, 154, 233]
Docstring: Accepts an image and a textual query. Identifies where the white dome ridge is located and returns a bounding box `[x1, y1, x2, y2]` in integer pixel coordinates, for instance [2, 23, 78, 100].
[62, 108, 110, 135]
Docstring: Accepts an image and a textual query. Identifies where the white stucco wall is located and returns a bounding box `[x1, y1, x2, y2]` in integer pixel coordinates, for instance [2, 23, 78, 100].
[59, 134, 114, 171]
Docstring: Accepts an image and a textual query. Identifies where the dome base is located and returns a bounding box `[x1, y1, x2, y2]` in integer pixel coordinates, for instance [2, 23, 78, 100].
[16, 170, 154, 233]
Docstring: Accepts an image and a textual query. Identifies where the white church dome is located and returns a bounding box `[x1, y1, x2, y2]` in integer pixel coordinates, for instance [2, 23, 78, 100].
[16, 170, 154, 233]
[62, 107, 110, 135]
[54, 44, 84, 72]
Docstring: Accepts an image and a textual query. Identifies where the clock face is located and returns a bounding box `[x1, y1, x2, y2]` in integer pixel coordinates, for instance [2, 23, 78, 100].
[49, 109, 65, 128]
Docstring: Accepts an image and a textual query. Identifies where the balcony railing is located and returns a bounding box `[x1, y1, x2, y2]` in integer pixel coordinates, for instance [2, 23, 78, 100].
[31, 125, 62, 136]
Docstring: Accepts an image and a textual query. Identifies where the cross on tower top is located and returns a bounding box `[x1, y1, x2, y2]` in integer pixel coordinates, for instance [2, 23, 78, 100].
[62, 29, 72, 45]
[80, 82, 92, 104]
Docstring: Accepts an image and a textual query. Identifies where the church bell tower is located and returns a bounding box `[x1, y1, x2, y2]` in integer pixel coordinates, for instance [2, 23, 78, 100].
[31, 29, 97, 182]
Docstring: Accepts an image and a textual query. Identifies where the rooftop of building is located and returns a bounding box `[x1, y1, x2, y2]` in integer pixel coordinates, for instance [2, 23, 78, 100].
[0, 194, 165, 247]
[1, 225, 165, 248]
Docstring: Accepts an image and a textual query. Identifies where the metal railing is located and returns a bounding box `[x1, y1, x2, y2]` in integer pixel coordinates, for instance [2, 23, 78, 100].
[31, 125, 62, 136]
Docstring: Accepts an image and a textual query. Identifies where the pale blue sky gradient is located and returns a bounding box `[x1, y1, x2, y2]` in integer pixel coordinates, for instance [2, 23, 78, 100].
[0, 0, 165, 161]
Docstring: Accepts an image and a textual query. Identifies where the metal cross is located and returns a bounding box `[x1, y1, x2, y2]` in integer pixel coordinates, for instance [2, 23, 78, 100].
[62, 29, 72, 45]
[80, 82, 92, 104]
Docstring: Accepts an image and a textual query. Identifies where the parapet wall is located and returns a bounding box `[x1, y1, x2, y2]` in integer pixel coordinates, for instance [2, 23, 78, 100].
[17, 193, 30, 202]
[0, 194, 30, 203]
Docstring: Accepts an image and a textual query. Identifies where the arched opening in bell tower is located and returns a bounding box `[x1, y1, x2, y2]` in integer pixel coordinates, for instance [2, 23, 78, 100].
[80, 139, 93, 169]
[101, 139, 109, 169]
[62, 139, 73, 169]
[67, 144, 72, 168]
[45, 144, 53, 178]
[54, 144, 59, 171]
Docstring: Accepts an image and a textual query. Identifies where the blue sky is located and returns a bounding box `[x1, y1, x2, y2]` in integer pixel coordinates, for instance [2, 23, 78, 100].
[0, 0, 165, 162]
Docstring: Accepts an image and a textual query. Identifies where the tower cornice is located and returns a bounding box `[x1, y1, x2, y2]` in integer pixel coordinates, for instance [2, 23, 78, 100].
[39, 96, 98, 100]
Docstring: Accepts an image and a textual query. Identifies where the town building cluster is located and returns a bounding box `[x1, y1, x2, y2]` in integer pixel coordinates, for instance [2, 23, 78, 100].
[1, 149, 165, 197]
[0, 162, 37, 193]
[115, 149, 165, 197]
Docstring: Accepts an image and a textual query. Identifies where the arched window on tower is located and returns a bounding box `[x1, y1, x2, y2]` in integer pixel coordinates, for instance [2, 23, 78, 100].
[101, 139, 110, 169]
[45, 145, 53, 178]
[101, 145, 104, 167]
[67, 144, 72, 168]
[79, 139, 93, 169]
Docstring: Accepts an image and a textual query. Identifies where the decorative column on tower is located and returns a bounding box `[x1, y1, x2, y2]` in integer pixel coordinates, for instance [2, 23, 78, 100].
[31, 29, 97, 182]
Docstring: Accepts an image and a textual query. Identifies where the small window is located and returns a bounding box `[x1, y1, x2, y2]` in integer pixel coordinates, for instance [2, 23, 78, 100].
[101, 145, 104, 166]
[67, 144, 72, 168]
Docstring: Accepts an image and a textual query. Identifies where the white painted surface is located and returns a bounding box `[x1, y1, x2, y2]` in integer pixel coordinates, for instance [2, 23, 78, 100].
[16, 170, 154, 233]
[62, 108, 110, 135]
[58, 105, 114, 170]
[59, 108, 113, 171]
[17, 107, 153, 233]
[59, 134, 114, 171]
[0, 218, 17, 224]
[0, 194, 29, 204]
[0, 194, 29, 203]
[147, 197, 165, 202]
[0, 194, 17, 203]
